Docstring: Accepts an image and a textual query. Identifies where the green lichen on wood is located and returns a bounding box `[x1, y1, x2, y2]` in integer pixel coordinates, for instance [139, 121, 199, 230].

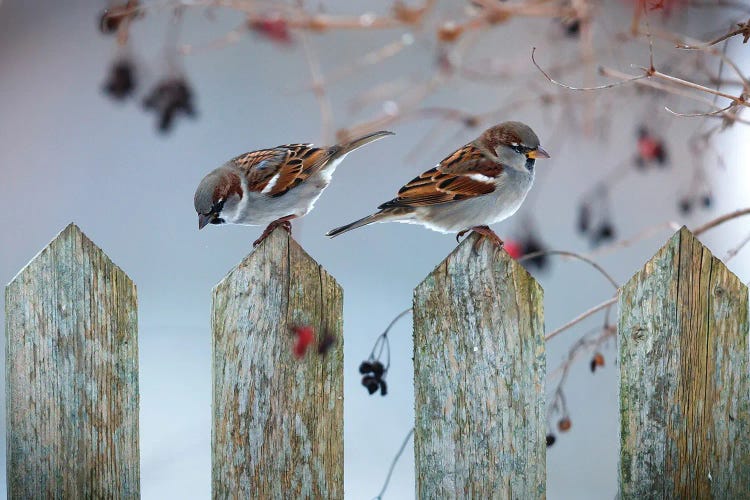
[5, 223, 140, 498]
[211, 228, 343, 499]
[619, 226, 749, 498]
[413, 234, 546, 499]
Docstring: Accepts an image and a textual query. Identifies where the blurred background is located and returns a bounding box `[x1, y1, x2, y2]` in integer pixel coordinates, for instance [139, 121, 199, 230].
[1, 0, 749, 498]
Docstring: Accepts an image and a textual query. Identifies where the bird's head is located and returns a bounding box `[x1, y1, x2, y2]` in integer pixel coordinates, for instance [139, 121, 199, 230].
[480, 121, 550, 173]
[194, 168, 243, 229]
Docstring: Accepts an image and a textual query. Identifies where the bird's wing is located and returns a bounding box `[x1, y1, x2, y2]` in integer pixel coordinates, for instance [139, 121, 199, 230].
[233, 144, 333, 197]
[378, 143, 503, 209]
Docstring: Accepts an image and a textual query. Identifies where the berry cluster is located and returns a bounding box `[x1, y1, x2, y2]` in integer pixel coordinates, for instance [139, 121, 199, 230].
[546, 416, 573, 448]
[359, 360, 388, 396]
[678, 193, 713, 215]
[99, 2, 196, 133]
[143, 78, 196, 133]
[357, 309, 410, 397]
[505, 233, 549, 271]
[577, 202, 616, 247]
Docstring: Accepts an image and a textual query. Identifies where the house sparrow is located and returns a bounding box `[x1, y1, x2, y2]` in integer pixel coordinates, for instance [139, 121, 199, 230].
[194, 130, 393, 246]
[326, 121, 549, 245]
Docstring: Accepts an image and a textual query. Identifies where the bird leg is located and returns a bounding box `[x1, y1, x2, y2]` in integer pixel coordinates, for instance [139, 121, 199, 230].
[456, 225, 504, 252]
[253, 215, 297, 247]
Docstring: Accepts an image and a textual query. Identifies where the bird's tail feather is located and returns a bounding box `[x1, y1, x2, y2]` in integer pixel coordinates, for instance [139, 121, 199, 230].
[337, 130, 394, 156]
[326, 212, 391, 238]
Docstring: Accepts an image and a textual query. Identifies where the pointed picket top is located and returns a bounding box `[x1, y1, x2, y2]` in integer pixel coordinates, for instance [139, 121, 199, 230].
[213, 225, 318, 291]
[9, 223, 133, 286]
[211, 227, 344, 498]
[619, 226, 749, 498]
[5, 222, 139, 498]
[413, 233, 546, 498]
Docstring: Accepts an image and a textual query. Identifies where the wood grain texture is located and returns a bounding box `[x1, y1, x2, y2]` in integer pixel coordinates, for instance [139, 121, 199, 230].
[211, 228, 343, 499]
[413, 234, 546, 499]
[619, 226, 749, 498]
[5, 223, 140, 498]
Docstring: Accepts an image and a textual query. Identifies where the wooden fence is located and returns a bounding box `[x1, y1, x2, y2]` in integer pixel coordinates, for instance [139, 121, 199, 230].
[4, 223, 748, 498]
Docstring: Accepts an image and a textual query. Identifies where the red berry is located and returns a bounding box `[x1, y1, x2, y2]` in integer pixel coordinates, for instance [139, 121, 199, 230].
[638, 136, 661, 162]
[558, 417, 572, 432]
[292, 326, 315, 359]
[504, 239, 523, 259]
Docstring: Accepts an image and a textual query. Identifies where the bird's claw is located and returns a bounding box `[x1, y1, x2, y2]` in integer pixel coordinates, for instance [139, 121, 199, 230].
[253, 219, 293, 247]
[459, 225, 504, 253]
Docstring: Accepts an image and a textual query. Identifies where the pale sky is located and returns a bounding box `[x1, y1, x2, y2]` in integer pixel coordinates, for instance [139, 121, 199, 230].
[1, 1, 748, 498]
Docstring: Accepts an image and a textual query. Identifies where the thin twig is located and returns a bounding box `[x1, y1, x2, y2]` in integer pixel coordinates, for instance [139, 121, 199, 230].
[677, 18, 750, 49]
[599, 66, 724, 107]
[664, 102, 735, 118]
[372, 427, 415, 500]
[693, 207, 750, 236]
[643, 67, 750, 106]
[546, 296, 618, 342]
[584, 220, 683, 259]
[518, 250, 620, 289]
[725, 231, 750, 262]
[532, 47, 648, 91]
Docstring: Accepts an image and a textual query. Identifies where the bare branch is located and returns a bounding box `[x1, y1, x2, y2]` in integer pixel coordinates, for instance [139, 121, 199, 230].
[531, 47, 648, 91]
[546, 296, 618, 342]
[677, 18, 750, 49]
[518, 250, 620, 289]
[693, 207, 750, 236]
[664, 102, 735, 118]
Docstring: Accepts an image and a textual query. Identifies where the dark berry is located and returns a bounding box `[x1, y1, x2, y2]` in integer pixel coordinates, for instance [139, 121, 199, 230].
[378, 379, 388, 396]
[654, 143, 667, 165]
[546, 434, 556, 447]
[317, 334, 336, 355]
[590, 358, 597, 373]
[371, 361, 385, 378]
[521, 235, 548, 271]
[99, 10, 120, 34]
[564, 19, 580, 37]
[678, 198, 692, 215]
[103, 59, 136, 100]
[577, 204, 590, 234]
[597, 223, 615, 241]
[359, 361, 373, 374]
[701, 194, 712, 208]
[362, 375, 379, 395]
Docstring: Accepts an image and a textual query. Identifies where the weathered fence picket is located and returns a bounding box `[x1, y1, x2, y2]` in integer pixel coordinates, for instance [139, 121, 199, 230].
[412, 233, 546, 498]
[619, 226, 750, 497]
[5, 223, 140, 498]
[5, 222, 750, 498]
[211, 228, 344, 498]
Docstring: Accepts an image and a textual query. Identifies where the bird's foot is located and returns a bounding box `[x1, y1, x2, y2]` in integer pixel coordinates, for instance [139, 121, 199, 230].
[253, 216, 295, 247]
[458, 225, 504, 253]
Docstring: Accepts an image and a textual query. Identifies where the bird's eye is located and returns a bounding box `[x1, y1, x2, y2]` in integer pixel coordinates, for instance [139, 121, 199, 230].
[212, 199, 225, 213]
[511, 144, 526, 154]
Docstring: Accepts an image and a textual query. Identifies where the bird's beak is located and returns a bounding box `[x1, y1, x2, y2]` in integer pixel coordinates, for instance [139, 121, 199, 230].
[198, 213, 213, 230]
[528, 147, 550, 159]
